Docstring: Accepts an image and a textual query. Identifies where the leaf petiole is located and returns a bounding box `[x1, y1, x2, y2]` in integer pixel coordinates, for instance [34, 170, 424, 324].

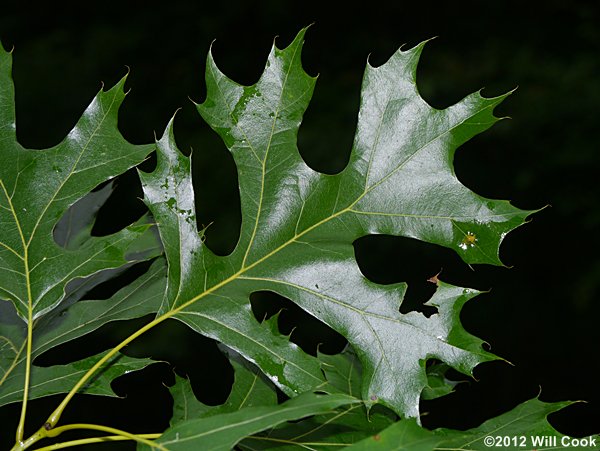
[34, 434, 161, 451]
[44, 424, 164, 450]
[12, 423, 163, 451]
[44, 313, 172, 429]
[1, 179, 34, 444]
[15, 313, 173, 450]
[42, 423, 167, 451]
[15, 312, 32, 444]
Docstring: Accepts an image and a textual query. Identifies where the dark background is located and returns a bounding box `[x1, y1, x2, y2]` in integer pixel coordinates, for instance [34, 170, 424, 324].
[1, 0, 598, 448]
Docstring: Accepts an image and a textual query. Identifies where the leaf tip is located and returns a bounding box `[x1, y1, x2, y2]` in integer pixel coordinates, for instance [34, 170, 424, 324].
[205, 39, 220, 68]
[271, 27, 316, 80]
[367, 37, 431, 86]
[476, 86, 517, 111]
[408, 36, 437, 59]
[427, 270, 443, 286]
[155, 111, 182, 161]
[121, 65, 132, 94]
[280, 26, 310, 51]
[100, 74, 129, 105]
[188, 94, 200, 107]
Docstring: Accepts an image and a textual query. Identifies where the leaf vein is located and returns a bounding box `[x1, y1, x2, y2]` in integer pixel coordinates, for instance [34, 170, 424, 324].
[241, 42, 302, 269]
[177, 309, 323, 385]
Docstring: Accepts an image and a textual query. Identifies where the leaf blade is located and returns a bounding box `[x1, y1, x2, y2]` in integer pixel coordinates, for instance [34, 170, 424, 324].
[0, 351, 156, 406]
[141, 30, 533, 419]
[0, 43, 156, 322]
[146, 393, 359, 451]
[0, 258, 165, 407]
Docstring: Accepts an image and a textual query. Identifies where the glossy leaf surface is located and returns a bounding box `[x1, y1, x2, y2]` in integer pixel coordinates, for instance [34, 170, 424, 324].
[0, 41, 163, 411]
[0, 42, 155, 323]
[140, 122, 328, 398]
[0, 351, 156, 407]
[0, 258, 165, 406]
[239, 404, 395, 450]
[140, 29, 532, 418]
[319, 348, 363, 398]
[169, 352, 277, 426]
[141, 392, 359, 450]
[172, 348, 394, 450]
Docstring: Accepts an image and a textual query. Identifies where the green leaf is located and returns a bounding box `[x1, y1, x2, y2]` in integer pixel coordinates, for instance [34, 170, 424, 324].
[347, 418, 443, 451]
[139, 120, 327, 397]
[434, 397, 578, 450]
[0, 350, 156, 406]
[170, 347, 392, 450]
[169, 375, 212, 425]
[0, 42, 155, 324]
[0, 258, 166, 406]
[346, 398, 579, 451]
[169, 350, 277, 426]
[0, 40, 164, 411]
[218, 350, 279, 411]
[421, 363, 459, 401]
[140, 29, 532, 418]
[141, 392, 359, 450]
[229, 348, 394, 450]
[53, 181, 114, 250]
[239, 405, 395, 450]
[319, 347, 362, 397]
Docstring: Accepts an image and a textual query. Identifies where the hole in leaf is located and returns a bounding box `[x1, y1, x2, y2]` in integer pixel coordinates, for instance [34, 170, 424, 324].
[250, 290, 347, 356]
[4, 367, 173, 450]
[30, 260, 162, 366]
[138, 150, 157, 173]
[548, 403, 600, 438]
[103, 362, 174, 430]
[421, 359, 464, 401]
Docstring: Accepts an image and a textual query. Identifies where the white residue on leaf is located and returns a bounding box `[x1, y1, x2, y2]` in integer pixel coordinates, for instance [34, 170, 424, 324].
[68, 127, 83, 143]
[459, 231, 477, 250]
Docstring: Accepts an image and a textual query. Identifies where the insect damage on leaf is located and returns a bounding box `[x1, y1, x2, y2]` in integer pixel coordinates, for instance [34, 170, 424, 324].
[139, 28, 535, 419]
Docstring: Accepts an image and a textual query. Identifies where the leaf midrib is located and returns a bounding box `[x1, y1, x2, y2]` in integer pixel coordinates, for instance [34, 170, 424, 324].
[0, 87, 122, 403]
[238, 276, 490, 361]
[0, 87, 118, 317]
[240, 43, 302, 270]
[0, 261, 166, 386]
[178, 308, 324, 386]
[453, 402, 562, 448]
[167, 98, 497, 319]
[28, 93, 117, 249]
[160, 395, 356, 444]
[0, 180, 29, 312]
[142, 93, 502, 414]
